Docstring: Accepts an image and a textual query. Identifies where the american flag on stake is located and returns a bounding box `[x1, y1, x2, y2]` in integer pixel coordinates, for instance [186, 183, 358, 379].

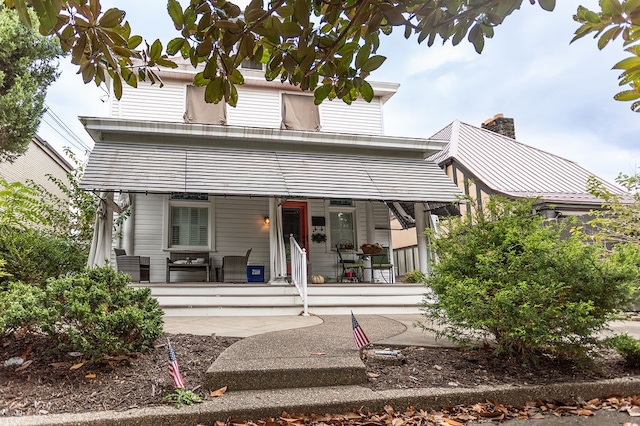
[351, 311, 371, 349]
[167, 338, 185, 389]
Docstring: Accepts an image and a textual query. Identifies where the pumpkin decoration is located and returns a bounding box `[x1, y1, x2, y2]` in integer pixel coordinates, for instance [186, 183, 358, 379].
[311, 275, 325, 284]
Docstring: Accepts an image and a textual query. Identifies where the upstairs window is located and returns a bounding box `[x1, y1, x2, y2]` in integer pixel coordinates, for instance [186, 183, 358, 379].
[281, 94, 320, 131]
[184, 85, 226, 125]
[241, 56, 263, 70]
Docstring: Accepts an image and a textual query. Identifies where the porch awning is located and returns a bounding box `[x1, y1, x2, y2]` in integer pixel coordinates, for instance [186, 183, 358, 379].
[80, 142, 463, 203]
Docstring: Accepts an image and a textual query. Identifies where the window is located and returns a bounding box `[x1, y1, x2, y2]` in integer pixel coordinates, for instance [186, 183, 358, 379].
[241, 57, 263, 70]
[281, 94, 321, 131]
[170, 206, 208, 247]
[184, 85, 226, 125]
[330, 210, 356, 249]
[164, 195, 214, 250]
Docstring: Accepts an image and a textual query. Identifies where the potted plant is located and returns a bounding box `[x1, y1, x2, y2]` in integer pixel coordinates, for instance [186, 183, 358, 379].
[311, 232, 327, 243]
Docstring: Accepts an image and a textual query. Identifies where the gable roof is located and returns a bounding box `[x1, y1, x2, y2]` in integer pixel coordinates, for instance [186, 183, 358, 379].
[427, 120, 625, 205]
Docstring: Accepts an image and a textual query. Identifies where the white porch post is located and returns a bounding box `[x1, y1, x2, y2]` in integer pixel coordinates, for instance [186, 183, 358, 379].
[365, 201, 375, 243]
[415, 202, 429, 275]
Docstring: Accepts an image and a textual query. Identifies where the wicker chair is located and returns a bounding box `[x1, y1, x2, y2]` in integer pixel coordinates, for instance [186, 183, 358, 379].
[115, 249, 150, 283]
[222, 249, 252, 283]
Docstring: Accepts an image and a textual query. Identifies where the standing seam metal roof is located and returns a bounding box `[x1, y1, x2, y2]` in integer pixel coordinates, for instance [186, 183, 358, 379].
[81, 142, 463, 203]
[427, 120, 624, 203]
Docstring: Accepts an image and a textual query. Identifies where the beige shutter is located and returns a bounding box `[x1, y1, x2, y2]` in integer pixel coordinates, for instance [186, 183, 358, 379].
[280, 94, 321, 131]
[184, 85, 227, 125]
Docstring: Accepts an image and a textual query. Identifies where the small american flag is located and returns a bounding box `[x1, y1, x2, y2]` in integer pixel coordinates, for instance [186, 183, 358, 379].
[167, 339, 185, 389]
[351, 311, 371, 349]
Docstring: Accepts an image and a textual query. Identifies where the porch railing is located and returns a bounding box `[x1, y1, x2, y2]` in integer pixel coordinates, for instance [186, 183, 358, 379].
[289, 234, 309, 316]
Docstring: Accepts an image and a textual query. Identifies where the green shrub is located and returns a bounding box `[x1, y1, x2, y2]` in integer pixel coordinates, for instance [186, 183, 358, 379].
[421, 196, 640, 363]
[404, 270, 427, 283]
[0, 225, 86, 288]
[0, 281, 45, 339]
[607, 333, 640, 367]
[40, 267, 164, 359]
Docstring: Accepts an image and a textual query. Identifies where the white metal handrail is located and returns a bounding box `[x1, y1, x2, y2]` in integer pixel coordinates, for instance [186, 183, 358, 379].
[289, 234, 309, 316]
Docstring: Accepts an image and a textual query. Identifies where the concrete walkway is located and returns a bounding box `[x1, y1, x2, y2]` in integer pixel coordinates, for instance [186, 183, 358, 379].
[4, 315, 640, 426]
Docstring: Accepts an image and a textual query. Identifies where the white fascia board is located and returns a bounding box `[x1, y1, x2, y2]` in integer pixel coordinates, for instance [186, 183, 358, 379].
[80, 117, 446, 157]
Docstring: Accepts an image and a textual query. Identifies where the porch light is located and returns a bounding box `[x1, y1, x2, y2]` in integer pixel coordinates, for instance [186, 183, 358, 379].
[264, 216, 270, 225]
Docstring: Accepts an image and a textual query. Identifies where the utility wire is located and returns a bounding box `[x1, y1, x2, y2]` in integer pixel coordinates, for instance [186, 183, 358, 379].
[41, 116, 89, 153]
[43, 105, 93, 152]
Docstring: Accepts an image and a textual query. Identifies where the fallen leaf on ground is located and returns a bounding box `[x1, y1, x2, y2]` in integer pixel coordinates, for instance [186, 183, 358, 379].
[210, 386, 227, 397]
[309, 352, 325, 356]
[15, 360, 33, 371]
[441, 419, 464, 426]
[623, 423, 639, 426]
[577, 409, 595, 416]
[49, 362, 66, 368]
[70, 362, 84, 370]
[629, 406, 640, 417]
[85, 373, 96, 379]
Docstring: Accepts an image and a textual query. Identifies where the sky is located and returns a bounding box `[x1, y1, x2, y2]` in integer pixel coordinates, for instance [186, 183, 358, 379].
[38, 0, 640, 185]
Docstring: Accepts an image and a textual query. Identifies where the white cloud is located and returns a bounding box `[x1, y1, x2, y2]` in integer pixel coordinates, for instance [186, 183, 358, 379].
[406, 44, 475, 76]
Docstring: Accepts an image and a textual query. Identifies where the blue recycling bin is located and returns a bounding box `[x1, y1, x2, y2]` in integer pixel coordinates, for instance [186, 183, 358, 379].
[247, 265, 265, 282]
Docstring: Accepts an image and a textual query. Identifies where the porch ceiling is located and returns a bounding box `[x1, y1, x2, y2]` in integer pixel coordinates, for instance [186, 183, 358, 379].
[80, 142, 463, 203]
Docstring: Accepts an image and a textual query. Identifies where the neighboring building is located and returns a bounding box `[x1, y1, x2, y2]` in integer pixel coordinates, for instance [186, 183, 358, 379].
[80, 61, 462, 291]
[0, 135, 72, 199]
[391, 115, 626, 276]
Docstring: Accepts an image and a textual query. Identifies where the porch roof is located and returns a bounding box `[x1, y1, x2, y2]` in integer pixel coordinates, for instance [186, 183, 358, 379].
[81, 142, 463, 203]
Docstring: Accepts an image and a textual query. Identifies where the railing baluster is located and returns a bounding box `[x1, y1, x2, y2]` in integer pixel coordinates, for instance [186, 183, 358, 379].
[289, 234, 309, 316]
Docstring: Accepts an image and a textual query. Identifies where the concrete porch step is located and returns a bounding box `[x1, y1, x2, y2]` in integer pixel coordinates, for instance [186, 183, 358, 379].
[136, 282, 426, 316]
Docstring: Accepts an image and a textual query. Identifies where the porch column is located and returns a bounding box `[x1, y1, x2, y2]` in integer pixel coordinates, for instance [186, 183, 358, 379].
[415, 202, 429, 275]
[365, 201, 375, 243]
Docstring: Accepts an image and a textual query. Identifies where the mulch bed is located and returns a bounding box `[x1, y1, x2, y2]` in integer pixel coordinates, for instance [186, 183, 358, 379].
[1, 334, 640, 419]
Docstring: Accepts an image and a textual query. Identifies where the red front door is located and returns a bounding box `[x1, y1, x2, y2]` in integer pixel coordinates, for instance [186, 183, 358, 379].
[282, 201, 309, 270]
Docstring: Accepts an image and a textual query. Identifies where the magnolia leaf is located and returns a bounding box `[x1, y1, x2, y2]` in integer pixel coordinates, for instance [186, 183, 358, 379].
[85, 373, 96, 379]
[70, 362, 85, 371]
[360, 80, 374, 102]
[601, 0, 623, 15]
[360, 55, 386, 73]
[49, 362, 66, 368]
[149, 39, 162, 60]
[614, 89, 640, 101]
[537, 0, 556, 12]
[128, 35, 143, 49]
[167, 0, 184, 30]
[210, 386, 227, 397]
[98, 8, 125, 28]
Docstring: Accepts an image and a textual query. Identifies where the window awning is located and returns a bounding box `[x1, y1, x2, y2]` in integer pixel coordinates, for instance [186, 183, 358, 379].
[80, 142, 463, 204]
[388, 201, 460, 229]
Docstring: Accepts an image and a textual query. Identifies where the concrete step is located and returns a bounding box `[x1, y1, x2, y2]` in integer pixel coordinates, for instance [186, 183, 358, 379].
[205, 356, 366, 391]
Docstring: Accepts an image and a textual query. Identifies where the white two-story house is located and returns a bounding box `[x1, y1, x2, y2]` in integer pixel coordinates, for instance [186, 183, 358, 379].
[79, 61, 461, 315]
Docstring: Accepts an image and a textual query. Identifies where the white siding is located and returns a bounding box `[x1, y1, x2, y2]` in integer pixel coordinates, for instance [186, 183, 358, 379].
[111, 79, 385, 135]
[227, 86, 281, 129]
[132, 194, 271, 282]
[110, 82, 185, 122]
[319, 98, 383, 135]
[305, 200, 391, 281]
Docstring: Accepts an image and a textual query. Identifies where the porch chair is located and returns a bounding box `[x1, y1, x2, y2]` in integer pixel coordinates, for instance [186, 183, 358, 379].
[336, 244, 363, 282]
[371, 246, 394, 283]
[114, 249, 150, 283]
[223, 248, 252, 283]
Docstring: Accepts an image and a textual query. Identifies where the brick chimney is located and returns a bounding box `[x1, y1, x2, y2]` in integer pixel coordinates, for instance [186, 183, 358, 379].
[481, 113, 516, 139]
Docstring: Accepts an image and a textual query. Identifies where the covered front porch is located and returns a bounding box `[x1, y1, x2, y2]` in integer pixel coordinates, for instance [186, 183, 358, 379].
[80, 118, 462, 313]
